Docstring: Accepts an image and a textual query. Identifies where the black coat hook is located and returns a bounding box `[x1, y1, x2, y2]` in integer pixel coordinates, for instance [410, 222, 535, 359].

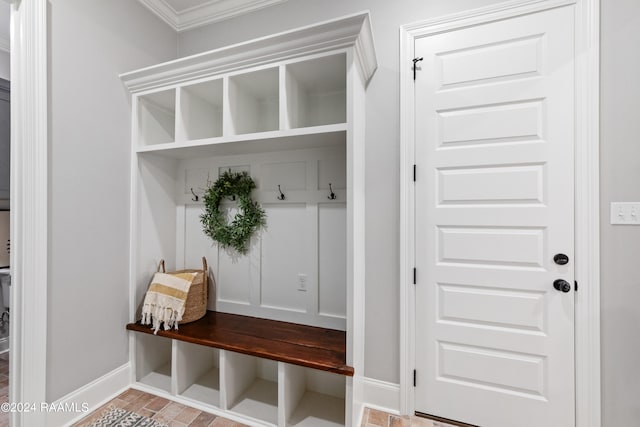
[277, 185, 286, 200]
[327, 183, 337, 200]
[190, 188, 199, 202]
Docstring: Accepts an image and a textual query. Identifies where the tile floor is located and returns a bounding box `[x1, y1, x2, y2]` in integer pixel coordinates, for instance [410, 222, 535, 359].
[72, 390, 456, 427]
[72, 389, 248, 427]
[0, 352, 8, 427]
[361, 408, 458, 427]
[0, 376, 457, 427]
[72, 390, 458, 427]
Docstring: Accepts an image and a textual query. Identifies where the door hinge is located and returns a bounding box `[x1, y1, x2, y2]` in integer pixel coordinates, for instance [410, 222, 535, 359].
[575, 280, 578, 292]
[413, 268, 416, 285]
[413, 164, 416, 182]
[412, 57, 423, 80]
[413, 369, 417, 387]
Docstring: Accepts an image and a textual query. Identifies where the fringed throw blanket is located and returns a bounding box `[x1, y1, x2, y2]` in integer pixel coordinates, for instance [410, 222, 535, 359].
[141, 271, 197, 333]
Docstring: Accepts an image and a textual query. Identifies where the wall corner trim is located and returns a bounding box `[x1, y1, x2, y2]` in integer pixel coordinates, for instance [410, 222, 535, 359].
[362, 377, 401, 415]
[0, 36, 9, 53]
[574, 0, 601, 426]
[10, 0, 49, 425]
[48, 363, 131, 427]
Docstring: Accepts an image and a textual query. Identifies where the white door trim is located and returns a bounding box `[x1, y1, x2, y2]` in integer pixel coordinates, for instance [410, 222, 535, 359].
[398, 1, 600, 426]
[9, 0, 49, 425]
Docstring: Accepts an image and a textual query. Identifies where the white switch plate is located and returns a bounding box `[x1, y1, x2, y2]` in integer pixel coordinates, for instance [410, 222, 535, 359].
[297, 274, 307, 291]
[610, 202, 640, 224]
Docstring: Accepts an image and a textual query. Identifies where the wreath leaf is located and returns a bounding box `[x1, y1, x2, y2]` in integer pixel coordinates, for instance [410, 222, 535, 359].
[200, 171, 266, 254]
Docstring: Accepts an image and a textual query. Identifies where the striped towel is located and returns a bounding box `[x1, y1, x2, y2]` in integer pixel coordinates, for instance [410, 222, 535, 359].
[141, 271, 198, 334]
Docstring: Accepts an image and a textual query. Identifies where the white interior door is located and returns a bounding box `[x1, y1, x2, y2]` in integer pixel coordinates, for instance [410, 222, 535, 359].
[414, 5, 575, 427]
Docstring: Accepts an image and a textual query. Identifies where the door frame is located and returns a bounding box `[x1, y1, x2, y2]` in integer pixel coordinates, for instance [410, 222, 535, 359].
[398, 1, 601, 426]
[9, 0, 49, 426]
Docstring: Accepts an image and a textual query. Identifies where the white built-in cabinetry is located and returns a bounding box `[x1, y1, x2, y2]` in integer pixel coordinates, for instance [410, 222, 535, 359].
[135, 333, 347, 427]
[122, 12, 376, 427]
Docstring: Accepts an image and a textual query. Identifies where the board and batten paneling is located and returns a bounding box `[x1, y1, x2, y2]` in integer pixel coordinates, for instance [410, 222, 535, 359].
[174, 146, 347, 330]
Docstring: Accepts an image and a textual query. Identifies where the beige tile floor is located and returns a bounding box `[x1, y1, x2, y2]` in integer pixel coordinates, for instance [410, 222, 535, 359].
[361, 408, 458, 427]
[73, 398, 454, 427]
[0, 352, 8, 427]
[72, 389, 247, 427]
[0, 370, 457, 427]
[73, 391, 453, 427]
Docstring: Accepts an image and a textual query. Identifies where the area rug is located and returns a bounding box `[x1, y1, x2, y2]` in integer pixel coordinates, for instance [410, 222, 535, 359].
[89, 406, 167, 427]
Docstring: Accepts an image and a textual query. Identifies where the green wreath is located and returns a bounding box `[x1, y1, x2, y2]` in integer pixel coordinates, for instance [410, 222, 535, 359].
[200, 171, 266, 254]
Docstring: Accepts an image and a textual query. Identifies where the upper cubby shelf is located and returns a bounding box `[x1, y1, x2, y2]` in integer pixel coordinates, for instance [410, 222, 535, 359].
[286, 54, 346, 129]
[138, 89, 176, 146]
[136, 123, 346, 160]
[180, 79, 224, 140]
[121, 12, 376, 156]
[229, 67, 279, 135]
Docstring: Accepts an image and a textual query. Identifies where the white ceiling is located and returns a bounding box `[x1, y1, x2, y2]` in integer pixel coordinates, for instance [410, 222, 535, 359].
[139, 0, 288, 32]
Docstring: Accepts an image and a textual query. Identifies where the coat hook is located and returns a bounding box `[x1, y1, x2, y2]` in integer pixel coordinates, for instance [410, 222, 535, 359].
[277, 185, 286, 200]
[327, 183, 337, 200]
[190, 188, 199, 202]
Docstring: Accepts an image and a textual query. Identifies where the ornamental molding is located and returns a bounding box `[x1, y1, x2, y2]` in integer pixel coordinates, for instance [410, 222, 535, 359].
[138, 0, 288, 32]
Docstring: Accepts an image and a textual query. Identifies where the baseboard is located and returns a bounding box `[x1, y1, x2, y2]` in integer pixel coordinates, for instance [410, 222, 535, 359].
[46, 368, 399, 426]
[48, 362, 131, 427]
[362, 377, 401, 415]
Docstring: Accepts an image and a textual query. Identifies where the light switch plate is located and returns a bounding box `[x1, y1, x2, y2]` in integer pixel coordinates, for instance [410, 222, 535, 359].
[297, 273, 307, 291]
[610, 202, 640, 224]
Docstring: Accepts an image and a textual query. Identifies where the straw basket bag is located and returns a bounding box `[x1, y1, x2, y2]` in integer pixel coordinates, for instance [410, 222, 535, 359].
[157, 257, 208, 324]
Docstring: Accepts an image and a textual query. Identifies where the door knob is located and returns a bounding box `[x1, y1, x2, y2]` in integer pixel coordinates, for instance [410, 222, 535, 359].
[553, 279, 571, 293]
[553, 253, 569, 265]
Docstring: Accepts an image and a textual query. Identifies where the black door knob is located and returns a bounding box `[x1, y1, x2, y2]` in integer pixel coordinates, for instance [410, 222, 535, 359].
[554, 279, 571, 293]
[554, 253, 569, 265]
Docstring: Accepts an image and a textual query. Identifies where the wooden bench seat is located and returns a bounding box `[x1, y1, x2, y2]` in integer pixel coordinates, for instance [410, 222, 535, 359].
[127, 310, 353, 376]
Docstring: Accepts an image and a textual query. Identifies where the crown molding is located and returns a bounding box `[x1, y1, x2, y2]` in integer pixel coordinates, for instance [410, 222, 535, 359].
[120, 11, 378, 93]
[138, 0, 288, 32]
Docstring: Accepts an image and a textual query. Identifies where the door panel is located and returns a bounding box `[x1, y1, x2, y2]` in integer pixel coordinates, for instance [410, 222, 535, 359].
[414, 6, 575, 427]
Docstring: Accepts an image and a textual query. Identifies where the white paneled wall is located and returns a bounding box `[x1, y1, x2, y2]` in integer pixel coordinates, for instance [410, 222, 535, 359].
[142, 146, 347, 330]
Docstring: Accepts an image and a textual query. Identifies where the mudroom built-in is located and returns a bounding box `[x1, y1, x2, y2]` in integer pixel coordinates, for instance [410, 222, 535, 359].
[122, 12, 375, 427]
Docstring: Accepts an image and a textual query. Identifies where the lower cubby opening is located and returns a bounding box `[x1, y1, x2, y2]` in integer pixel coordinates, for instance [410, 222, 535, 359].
[176, 341, 221, 406]
[224, 352, 279, 425]
[135, 333, 172, 393]
[128, 312, 353, 425]
[283, 364, 346, 427]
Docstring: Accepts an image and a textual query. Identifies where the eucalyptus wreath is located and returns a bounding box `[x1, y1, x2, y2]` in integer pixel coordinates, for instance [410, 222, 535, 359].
[200, 171, 266, 254]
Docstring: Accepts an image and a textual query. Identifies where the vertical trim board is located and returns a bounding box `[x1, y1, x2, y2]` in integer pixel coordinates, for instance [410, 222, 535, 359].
[573, 0, 601, 426]
[10, 0, 49, 426]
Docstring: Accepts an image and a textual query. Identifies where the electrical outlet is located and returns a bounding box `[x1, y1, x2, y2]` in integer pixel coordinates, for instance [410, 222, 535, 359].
[610, 202, 640, 224]
[297, 274, 307, 291]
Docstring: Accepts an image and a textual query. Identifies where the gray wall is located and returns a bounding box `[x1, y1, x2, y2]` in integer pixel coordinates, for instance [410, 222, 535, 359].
[180, 1, 640, 424]
[0, 50, 9, 82]
[178, 0, 504, 383]
[0, 49, 8, 211]
[42, 0, 640, 423]
[47, 0, 176, 401]
[600, 0, 640, 424]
